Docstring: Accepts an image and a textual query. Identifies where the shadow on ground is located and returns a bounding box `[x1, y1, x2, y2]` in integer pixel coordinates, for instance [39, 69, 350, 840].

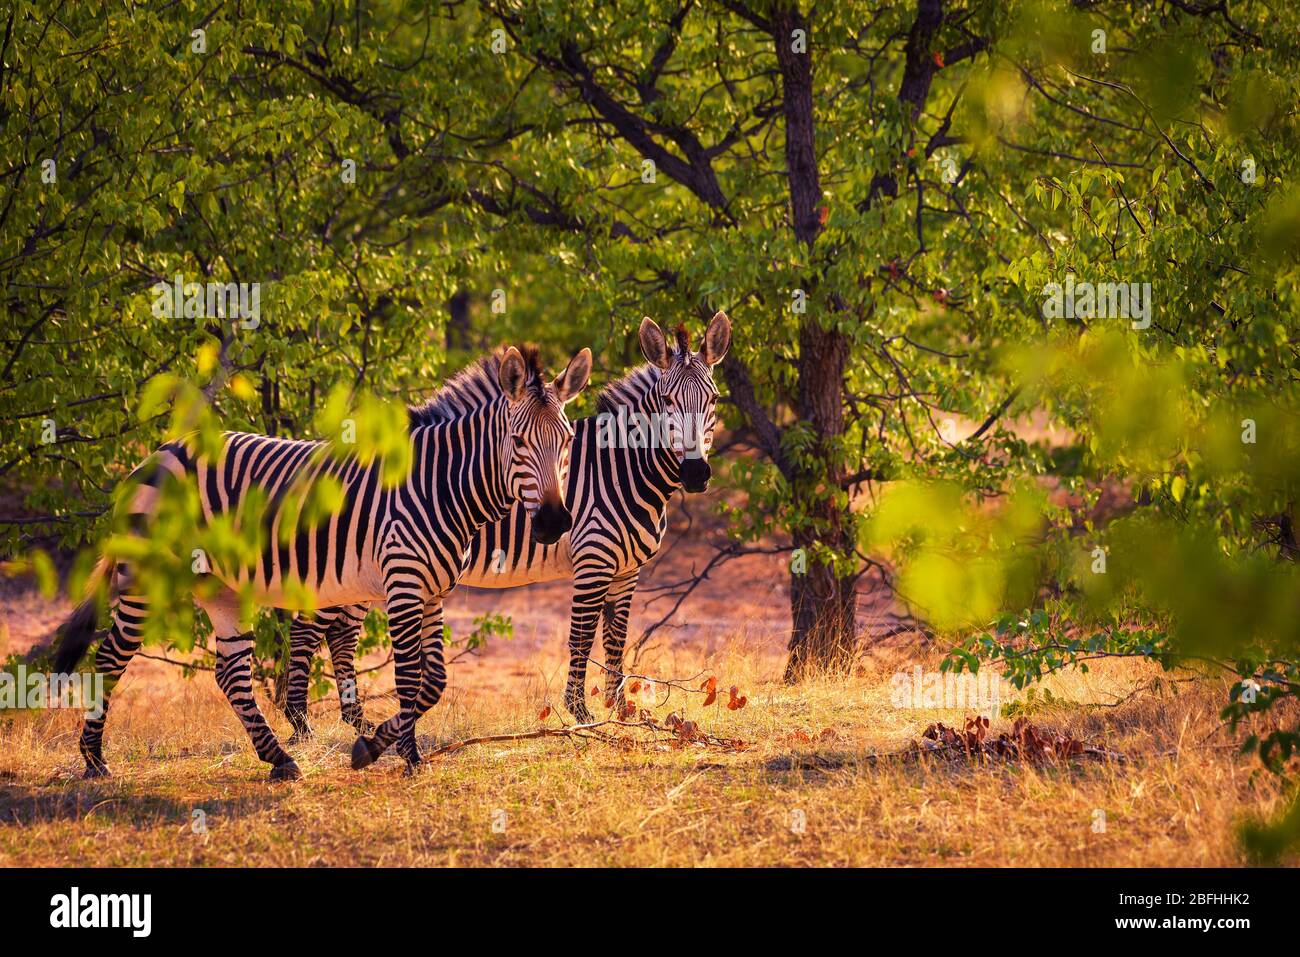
[0, 782, 283, 827]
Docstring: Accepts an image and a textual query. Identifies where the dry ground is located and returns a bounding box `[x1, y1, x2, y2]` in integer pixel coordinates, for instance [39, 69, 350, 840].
[2, 488, 1295, 867]
[1, 610, 1294, 866]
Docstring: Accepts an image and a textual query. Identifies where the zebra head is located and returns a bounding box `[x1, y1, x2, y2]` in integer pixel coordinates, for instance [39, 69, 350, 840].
[498, 345, 592, 544]
[638, 310, 731, 493]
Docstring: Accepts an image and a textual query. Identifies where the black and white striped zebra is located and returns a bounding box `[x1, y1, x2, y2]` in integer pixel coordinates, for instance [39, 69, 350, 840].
[286, 603, 374, 738]
[283, 313, 730, 734]
[53, 345, 592, 780]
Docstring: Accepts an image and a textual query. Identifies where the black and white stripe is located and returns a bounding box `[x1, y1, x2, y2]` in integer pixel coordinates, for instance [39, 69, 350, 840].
[283, 313, 732, 732]
[54, 345, 591, 779]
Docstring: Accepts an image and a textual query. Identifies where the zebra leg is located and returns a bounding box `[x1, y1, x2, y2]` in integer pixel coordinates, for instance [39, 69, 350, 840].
[363, 600, 444, 770]
[351, 596, 424, 772]
[564, 565, 616, 723]
[395, 601, 446, 766]
[325, 605, 372, 734]
[601, 572, 640, 712]
[284, 609, 339, 744]
[202, 591, 299, 781]
[77, 592, 149, 778]
[213, 632, 301, 781]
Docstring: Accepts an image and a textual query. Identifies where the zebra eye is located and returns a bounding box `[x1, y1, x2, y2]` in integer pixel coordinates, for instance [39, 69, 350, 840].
[512, 434, 526, 449]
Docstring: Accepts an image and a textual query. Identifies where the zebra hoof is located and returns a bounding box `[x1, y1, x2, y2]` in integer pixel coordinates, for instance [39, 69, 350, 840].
[352, 718, 377, 736]
[82, 763, 110, 780]
[269, 759, 302, 783]
[351, 736, 381, 770]
[286, 728, 313, 747]
[401, 758, 423, 777]
[568, 704, 593, 725]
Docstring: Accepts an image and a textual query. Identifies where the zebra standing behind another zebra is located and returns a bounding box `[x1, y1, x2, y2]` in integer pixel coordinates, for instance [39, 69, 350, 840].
[283, 312, 731, 735]
[53, 345, 592, 780]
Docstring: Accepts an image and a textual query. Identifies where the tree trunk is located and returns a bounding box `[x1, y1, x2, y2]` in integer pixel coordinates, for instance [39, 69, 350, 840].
[785, 529, 858, 679]
[445, 289, 472, 351]
[772, 6, 859, 680]
[784, 319, 857, 681]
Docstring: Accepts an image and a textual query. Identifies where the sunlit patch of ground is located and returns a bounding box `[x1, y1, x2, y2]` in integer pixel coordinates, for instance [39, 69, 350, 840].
[1, 627, 1293, 867]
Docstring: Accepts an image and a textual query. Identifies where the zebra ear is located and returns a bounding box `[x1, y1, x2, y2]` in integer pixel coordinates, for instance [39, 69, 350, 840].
[638, 317, 671, 370]
[554, 347, 592, 405]
[498, 346, 528, 403]
[699, 310, 731, 366]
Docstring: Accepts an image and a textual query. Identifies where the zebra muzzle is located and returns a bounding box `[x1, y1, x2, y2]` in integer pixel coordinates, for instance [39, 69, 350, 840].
[680, 456, 712, 493]
[531, 501, 572, 545]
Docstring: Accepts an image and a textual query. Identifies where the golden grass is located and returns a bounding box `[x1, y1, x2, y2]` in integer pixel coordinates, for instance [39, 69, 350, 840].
[0, 633, 1295, 867]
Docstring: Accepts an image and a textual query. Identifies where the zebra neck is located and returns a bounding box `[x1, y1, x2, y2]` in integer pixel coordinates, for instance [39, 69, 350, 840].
[583, 394, 682, 504]
[410, 406, 513, 528]
[637, 407, 682, 498]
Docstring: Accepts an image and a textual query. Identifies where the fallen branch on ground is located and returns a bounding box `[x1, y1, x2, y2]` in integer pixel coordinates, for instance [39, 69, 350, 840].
[424, 713, 750, 759]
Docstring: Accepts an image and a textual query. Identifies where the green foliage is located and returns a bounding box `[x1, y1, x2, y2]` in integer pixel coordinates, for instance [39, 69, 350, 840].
[448, 612, 514, 657]
[865, 480, 1054, 631]
[1239, 789, 1300, 865]
[944, 608, 1177, 689]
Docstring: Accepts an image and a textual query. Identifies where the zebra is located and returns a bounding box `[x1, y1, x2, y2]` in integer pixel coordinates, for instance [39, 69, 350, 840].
[53, 344, 592, 780]
[286, 604, 375, 738]
[282, 312, 731, 735]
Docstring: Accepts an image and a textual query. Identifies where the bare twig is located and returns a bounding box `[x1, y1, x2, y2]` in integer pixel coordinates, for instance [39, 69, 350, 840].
[423, 716, 749, 759]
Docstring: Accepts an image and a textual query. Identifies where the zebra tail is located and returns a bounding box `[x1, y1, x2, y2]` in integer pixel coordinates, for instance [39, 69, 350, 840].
[52, 556, 113, 675]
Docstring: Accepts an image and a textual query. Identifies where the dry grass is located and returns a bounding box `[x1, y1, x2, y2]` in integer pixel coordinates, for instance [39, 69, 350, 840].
[1, 630, 1295, 867]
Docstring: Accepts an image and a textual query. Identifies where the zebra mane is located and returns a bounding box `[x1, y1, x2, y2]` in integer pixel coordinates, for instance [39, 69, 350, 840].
[596, 364, 661, 415]
[407, 345, 546, 427]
